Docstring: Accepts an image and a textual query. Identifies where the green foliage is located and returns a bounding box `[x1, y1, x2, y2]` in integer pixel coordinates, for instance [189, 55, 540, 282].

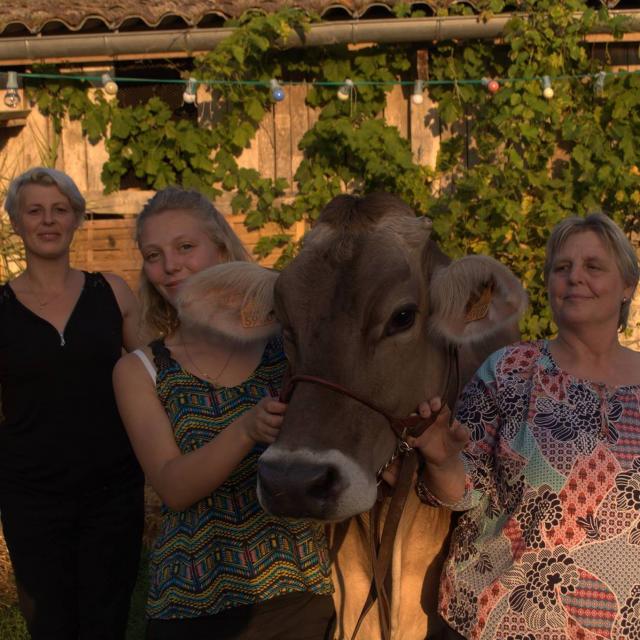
[25, 3, 640, 338]
[102, 98, 219, 195]
[426, 0, 640, 337]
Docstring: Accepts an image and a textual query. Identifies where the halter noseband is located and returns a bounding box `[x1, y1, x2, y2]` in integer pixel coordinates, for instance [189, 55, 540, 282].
[279, 345, 460, 443]
[279, 345, 460, 486]
[280, 374, 429, 443]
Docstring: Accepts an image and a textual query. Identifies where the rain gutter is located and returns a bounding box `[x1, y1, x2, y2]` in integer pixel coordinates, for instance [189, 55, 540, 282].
[0, 11, 639, 66]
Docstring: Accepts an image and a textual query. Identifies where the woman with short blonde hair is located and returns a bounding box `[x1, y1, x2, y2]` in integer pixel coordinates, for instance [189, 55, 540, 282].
[0, 167, 144, 639]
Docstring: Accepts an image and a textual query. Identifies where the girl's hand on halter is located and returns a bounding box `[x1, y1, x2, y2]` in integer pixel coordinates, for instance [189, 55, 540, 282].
[408, 398, 470, 469]
[381, 397, 466, 488]
[239, 397, 287, 445]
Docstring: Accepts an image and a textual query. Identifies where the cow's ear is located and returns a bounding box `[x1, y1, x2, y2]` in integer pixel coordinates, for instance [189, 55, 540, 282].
[428, 255, 527, 345]
[177, 262, 280, 342]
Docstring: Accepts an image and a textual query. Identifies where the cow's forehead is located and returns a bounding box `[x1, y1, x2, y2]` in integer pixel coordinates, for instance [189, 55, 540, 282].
[278, 227, 419, 301]
[275, 226, 426, 340]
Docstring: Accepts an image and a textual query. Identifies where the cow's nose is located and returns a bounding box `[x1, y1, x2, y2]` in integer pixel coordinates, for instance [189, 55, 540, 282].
[257, 458, 345, 517]
[307, 464, 341, 500]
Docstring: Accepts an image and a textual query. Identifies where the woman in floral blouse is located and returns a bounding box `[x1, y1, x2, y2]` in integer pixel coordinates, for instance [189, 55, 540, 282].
[411, 212, 640, 640]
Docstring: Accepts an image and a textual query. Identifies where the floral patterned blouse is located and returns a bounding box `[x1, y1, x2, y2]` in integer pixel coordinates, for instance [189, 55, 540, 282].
[438, 340, 640, 640]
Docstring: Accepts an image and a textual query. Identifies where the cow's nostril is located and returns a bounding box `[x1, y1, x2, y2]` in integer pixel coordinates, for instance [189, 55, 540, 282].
[257, 458, 345, 518]
[307, 465, 342, 501]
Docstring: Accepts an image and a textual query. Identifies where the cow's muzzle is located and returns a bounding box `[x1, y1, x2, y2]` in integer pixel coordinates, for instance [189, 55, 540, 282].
[257, 457, 346, 519]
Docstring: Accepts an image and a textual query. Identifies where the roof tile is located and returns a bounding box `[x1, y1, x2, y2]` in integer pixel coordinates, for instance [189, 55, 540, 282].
[3, 1, 460, 35]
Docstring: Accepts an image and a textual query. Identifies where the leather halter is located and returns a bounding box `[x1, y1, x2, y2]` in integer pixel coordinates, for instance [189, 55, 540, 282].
[280, 374, 429, 444]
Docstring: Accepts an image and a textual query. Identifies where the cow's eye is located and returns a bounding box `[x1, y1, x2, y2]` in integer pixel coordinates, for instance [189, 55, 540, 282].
[385, 306, 417, 336]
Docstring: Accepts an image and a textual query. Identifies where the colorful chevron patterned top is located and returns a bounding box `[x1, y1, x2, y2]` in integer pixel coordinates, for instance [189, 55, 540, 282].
[146, 335, 333, 619]
[438, 340, 640, 640]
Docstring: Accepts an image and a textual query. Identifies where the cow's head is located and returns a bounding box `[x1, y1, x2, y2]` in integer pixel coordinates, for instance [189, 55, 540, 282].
[179, 193, 527, 521]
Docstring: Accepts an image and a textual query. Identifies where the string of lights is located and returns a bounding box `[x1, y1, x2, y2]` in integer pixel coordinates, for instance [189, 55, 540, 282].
[1, 68, 638, 109]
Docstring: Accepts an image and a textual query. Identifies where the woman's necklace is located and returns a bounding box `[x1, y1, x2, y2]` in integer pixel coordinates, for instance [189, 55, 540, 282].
[181, 333, 236, 384]
[30, 290, 59, 308]
[25, 272, 65, 307]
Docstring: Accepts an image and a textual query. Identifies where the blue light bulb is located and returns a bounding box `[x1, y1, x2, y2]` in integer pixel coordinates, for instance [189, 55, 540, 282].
[270, 79, 285, 102]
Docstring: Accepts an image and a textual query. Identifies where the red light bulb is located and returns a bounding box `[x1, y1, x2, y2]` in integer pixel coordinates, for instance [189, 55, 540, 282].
[487, 79, 500, 94]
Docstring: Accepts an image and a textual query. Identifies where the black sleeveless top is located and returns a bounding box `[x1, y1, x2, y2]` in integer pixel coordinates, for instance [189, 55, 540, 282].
[0, 272, 142, 497]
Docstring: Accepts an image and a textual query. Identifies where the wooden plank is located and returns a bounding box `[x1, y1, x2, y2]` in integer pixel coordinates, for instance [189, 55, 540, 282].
[289, 83, 308, 179]
[59, 115, 88, 192]
[385, 84, 408, 139]
[411, 50, 440, 172]
[0, 109, 30, 123]
[409, 90, 439, 169]
[73, 230, 136, 244]
[237, 131, 261, 172]
[586, 32, 640, 43]
[257, 106, 276, 180]
[0, 107, 53, 180]
[80, 218, 137, 230]
[274, 89, 293, 184]
[84, 190, 154, 215]
[75, 248, 141, 262]
[0, 114, 29, 128]
[75, 224, 136, 238]
[84, 89, 110, 194]
[293, 219, 308, 242]
[236, 89, 261, 173]
[72, 238, 137, 252]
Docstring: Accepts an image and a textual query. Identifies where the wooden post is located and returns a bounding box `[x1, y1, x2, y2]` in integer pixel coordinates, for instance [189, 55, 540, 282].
[410, 50, 440, 171]
[257, 106, 276, 181]
[289, 83, 309, 179]
[274, 89, 292, 185]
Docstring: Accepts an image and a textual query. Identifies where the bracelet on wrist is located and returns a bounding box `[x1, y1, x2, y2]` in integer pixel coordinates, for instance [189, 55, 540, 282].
[415, 478, 444, 507]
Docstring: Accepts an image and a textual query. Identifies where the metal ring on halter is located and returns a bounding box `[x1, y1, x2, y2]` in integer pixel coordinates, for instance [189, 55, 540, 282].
[375, 440, 415, 486]
[397, 427, 414, 454]
[376, 446, 402, 485]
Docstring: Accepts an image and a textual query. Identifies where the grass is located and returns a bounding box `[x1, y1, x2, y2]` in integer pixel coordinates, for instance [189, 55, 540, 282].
[0, 549, 150, 640]
[0, 606, 27, 639]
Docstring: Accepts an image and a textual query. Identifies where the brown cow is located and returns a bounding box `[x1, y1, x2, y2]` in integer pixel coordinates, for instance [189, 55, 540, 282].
[178, 192, 527, 640]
